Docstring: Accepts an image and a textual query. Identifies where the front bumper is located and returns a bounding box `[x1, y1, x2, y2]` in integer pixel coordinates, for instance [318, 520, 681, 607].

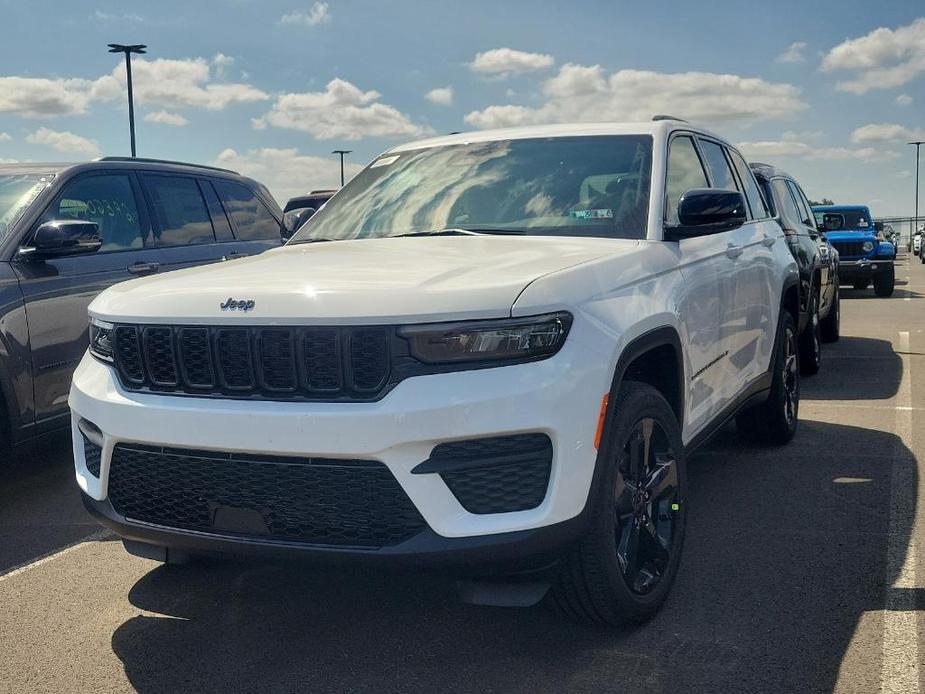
[69, 324, 610, 554]
[837, 258, 891, 281]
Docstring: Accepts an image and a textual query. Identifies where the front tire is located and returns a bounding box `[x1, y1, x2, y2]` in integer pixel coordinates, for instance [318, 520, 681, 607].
[549, 382, 686, 625]
[798, 292, 821, 375]
[821, 283, 840, 343]
[874, 265, 895, 297]
[852, 279, 869, 291]
[736, 311, 799, 446]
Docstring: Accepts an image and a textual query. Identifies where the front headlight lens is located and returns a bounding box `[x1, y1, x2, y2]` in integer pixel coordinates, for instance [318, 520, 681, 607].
[862, 240, 875, 253]
[89, 318, 114, 362]
[400, 312, 572, 364]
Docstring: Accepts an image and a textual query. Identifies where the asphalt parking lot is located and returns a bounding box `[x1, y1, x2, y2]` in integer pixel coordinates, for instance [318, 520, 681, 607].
[1, 256, 923, 694]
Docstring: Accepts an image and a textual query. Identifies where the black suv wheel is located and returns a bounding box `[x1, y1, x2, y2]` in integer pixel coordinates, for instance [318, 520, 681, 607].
[821, 283, 840, 342]
[549, 381, 686, 625]
[798, 292, 821, 375]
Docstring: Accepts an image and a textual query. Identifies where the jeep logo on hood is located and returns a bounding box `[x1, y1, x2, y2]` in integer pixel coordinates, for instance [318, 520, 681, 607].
[220, 297, 256, 312]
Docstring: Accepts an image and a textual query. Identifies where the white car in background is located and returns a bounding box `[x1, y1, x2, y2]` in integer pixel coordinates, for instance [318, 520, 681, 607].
[71, 119, 800, 625]
[914, 231, 922, 256]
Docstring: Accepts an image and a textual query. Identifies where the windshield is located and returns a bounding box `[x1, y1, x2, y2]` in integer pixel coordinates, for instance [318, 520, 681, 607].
[289, 135, 652, 244]
[0, 174, 51, 242]
[812, 208, 872, 231]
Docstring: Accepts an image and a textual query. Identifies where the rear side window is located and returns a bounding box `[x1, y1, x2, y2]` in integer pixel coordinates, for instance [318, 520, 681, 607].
[143, 176, 216, 247]
[771, 179, 803, 230]
[728, 149, 769, 219]
[213, 181, 280, 241]
[42, 174, 147, 252]
[787, 181, 815, 228]
[698, 140, 738, 192]
[665, 136, 709, 225]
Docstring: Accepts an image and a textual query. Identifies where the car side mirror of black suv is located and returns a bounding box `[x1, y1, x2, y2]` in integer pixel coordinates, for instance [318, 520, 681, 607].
[281, 207, 316, 239]
[665, 189, 747, 241]
[19, 220, 102, 261]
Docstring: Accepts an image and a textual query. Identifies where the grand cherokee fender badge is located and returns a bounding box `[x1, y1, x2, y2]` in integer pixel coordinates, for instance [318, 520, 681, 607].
[220, 298, 256, 312]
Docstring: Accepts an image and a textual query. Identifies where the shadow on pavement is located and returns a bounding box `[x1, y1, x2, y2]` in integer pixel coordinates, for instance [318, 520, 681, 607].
[111, 420, 916, 694]
[803, 336, 902, 401]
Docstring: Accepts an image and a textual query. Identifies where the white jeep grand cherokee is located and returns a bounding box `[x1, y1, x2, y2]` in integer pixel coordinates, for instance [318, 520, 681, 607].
[71, 120, 800, 624]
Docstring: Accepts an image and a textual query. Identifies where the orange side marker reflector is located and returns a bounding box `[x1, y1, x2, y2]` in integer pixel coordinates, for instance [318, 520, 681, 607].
[594, 393, 610, 449]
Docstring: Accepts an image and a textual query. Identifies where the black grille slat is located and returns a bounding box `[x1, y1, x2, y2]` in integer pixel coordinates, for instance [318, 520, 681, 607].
[114, 326, 144, 384]
[82, 435, 102, 477]
[143, 327, 178, 386]
[178, 328, 215, 388]
[107, 444, 426, 547]
[301, 329, 342, 392]
[257, 329, 296, 391]
[349, 328, 390, 392]
[831, 240, 866, 258]
[216, 329, 255, 390]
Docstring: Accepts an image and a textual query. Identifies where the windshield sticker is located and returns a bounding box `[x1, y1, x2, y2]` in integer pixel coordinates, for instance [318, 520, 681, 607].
[858, 218, 868, 227]
[570, 208, 614, 220]
[370, 155, 400, 168]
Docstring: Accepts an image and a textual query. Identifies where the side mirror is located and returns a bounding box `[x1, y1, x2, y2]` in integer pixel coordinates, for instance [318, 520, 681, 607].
[665, 189, 746, 241]
[19, 220, 102, 260]
[874, 221, 884, 232]
[281, 207, 316, 238]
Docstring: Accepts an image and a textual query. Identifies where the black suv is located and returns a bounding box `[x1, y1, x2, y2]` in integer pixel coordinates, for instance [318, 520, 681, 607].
[0, 157, 286, 449]
[750, 163, 840, 375]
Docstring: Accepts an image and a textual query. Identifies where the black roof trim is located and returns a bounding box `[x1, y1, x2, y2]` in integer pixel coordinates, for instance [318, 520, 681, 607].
[96, 156, 238, 175]
[652, 115, 689, 123]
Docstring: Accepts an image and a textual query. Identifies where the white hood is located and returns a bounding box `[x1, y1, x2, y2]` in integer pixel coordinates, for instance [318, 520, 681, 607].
[89, 236, 637, 324]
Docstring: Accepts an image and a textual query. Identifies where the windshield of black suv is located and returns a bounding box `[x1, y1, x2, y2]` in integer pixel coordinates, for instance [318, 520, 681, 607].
[812, 209, 872, 231]
[0, 174, 51, 242]
[289, 135, 652, 243]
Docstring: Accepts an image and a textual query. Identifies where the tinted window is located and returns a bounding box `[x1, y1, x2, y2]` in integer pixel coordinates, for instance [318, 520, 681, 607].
[214, 181, 281, 241]
[787, 181, 815, 228]
[43, 174, 146, 252]
[728, 149, 769, 219]
[291, 135, 653, 243]
[664, 136, 709, 225]
[699, 140, 738, 191]
[771, 178, 803, 229]
[143, 176, 215, 247]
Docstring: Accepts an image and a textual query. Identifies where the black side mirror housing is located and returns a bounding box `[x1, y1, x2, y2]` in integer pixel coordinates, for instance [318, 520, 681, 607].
[20, 220, 102, 260]
[665, 189, 747, 241]
[281, 207, 316, 239]
[874, 221, 884, 232]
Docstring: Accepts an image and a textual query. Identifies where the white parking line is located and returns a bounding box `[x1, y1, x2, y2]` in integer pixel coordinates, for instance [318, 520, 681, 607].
[0, 530, 111, 583]
[881, 330, 920, 694]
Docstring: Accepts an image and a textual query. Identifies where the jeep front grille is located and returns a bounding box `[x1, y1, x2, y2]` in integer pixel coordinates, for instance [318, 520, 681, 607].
[830, 240, 867, 259]
[112, 324, 391, 401]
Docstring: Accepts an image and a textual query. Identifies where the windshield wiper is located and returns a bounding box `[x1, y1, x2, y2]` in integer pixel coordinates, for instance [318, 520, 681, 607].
[391, 227, 525, 238]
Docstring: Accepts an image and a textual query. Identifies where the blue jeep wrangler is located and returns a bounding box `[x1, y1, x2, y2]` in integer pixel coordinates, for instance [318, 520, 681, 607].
[812, 204, 895, 297]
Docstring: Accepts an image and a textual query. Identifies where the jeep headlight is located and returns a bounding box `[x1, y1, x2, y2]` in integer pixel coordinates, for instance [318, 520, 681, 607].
[862, 241, 875, 253]
[400, 312, 572, 364]
[89, 318, 114, 363]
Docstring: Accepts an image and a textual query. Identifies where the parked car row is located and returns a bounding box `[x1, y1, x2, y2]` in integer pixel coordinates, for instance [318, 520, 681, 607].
[0, 119, 880, 627]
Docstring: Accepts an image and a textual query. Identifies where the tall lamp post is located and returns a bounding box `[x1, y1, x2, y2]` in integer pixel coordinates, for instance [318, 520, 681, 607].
[107, 43, 147, 157]
[332, 149, 352, 187]
[911, 141, 923, 236]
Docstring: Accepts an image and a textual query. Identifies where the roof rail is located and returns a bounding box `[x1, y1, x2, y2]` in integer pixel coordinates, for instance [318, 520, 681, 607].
[96, 156, 238, 175]
[651, 115, 689, 123]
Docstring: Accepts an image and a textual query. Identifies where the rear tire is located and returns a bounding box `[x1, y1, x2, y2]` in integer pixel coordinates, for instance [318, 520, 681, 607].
[874, 265, 895, 297]
[548, 381, 686, 625]
[736, 311, 799, 446]
[798, 293, 821, 375]
[821, 283, 840, 343]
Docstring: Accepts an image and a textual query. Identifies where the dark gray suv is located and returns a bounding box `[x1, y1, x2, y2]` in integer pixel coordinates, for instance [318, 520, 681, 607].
[0, 157, 286, 450]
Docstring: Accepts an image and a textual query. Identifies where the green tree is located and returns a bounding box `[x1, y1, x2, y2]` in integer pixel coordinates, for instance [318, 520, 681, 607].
[808, 197, 834, 206]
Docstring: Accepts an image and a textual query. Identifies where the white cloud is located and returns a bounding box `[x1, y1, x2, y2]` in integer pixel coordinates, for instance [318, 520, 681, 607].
[465, 64, 807, 129]
[144, 110, 189, 127]
[253, 78, 433, 140]
[0, 57, 266, 118]
[896, 93, 913, 107]
[469, 48, 554, 77]
[0, 132, 10, 142]
[850, 122, 925, 144]
[775, 42, 807, 64]
[821, 18, 925, 94]
[94, 10, 144, 22]
[212, 53, 234, 78]
[26, 127, 99, 157]
[425, 86, 453, 106]
[738, 138, 899, 162]
[215, 147, 361, 203]
[280, 2, 330, 27]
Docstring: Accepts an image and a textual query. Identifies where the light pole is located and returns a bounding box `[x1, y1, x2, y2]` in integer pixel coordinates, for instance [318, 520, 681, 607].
[108, 43, 147, 157]
[332, 149, 352, 187]
[911, 141, 923, 235]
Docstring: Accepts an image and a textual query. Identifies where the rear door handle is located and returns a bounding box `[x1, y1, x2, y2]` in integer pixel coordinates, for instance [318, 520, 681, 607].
[725, 244, 744, 259]
[762, 234, 776, 247]
[127, 261, 160, 275]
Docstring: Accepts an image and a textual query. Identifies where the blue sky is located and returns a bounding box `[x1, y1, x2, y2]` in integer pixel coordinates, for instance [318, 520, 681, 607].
[0, 0, 922, 216]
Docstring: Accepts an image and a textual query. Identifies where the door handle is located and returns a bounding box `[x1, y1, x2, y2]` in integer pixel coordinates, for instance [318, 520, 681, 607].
[223, 251, 249, 261]
[725, 244, 744, 259]
[761, 234, 776, 247]
[127, 261, 160, 275]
